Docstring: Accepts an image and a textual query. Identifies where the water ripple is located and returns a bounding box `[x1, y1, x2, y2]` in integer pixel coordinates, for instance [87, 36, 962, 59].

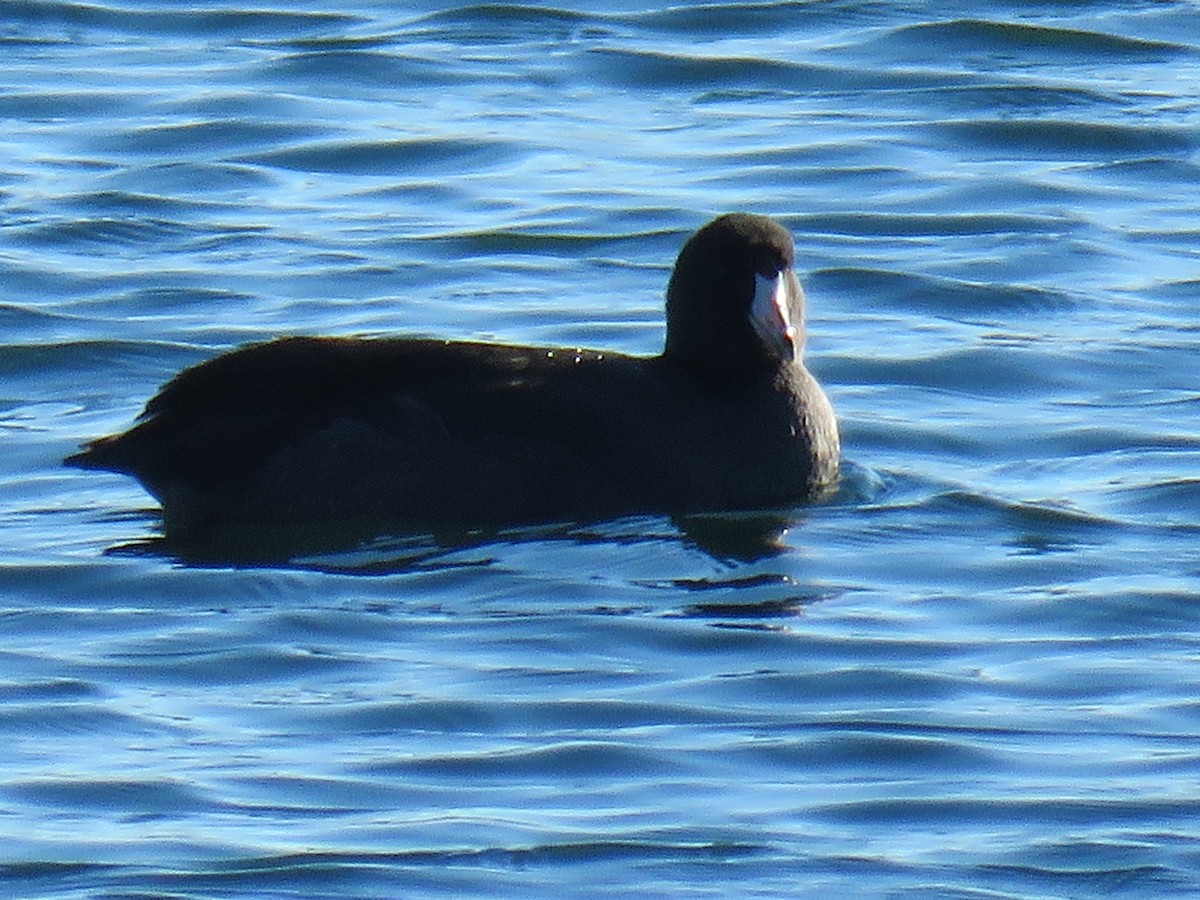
[0, 2, 359, 39]
[586, 47, 949, 92]
[932, 118, 1198, 160]
[242, 137, 520, 176]
[876, 18, 1196, 62]
[259, 49, 475, 91]
[90, 120, 324, 157]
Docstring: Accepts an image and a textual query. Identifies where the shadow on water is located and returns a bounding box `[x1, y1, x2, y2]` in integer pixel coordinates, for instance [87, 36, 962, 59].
[99, 461, 892, 578]
[96, 461, 887, 628]
[106, 508, 802, 573]
[103, 510, 859, 629]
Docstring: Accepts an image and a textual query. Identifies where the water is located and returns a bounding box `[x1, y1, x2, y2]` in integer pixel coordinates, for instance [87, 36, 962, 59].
[4, 1, 1200, 897]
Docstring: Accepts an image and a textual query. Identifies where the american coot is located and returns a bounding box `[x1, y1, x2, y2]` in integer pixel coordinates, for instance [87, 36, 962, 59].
[66, 213, 840, 540]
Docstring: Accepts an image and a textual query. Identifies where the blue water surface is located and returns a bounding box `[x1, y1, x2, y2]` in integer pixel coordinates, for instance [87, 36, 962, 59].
[3, 1, 1200, 897]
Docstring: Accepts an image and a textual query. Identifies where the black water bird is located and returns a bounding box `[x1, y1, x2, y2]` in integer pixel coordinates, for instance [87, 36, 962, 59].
[66, 213, 840, 541]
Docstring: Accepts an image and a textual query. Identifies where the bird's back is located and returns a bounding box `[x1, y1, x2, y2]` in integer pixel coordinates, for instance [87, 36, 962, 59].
[68, 337, 695, 535]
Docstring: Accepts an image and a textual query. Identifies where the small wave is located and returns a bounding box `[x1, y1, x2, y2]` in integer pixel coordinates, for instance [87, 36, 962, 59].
[811, 267, 1080, 317]
[364, 741, 688, 779]
[1107, 478, 1200, 523]
[709, 667, 967, 707]
[0, 704, 157, 737]
[7, 216, 200, 250]
[826, 345, 1069, 399]
[584, 47, 929, 93]
[94, 644, 358, 686]
[1146, 278, 1200, 301]
[816, 795, 1200, 828]
[241, 138, 519, 176]
[318, 698, 736, 734]
[5, 776, 216, 814]
[925, 490, 1118, 533]
[633, 1, 874, 38]
[1085, 157, 1200, 186]
[106, 285, 258, 315]
[907, 82, 1124, 116]
[0, 340, 200, 381]
[0, 2, 358, 40]
[90, 120, 324, 158]
[984, 860, 1190, 897]
[0, 842, 766, 897]
[406, 4, 597, 44]
[874, 18, 1193, 62]
[258, 50, 472, 92]
[0, 678, 96, 701]
[417, 227, 671, 257]
[0, 90, 145, 120]
[0, 303, 83, 343]
[97, 161, 277, 195]
[46, 190, 224, 218]
[931, 118, 1197, 160]
[799, 213, 1072, 239]
[998, 584, 1200, 642]
[732, 731, 999, 773]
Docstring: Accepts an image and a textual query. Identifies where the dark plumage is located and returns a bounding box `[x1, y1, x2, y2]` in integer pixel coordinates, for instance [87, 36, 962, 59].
[66, 213, 840, 540]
